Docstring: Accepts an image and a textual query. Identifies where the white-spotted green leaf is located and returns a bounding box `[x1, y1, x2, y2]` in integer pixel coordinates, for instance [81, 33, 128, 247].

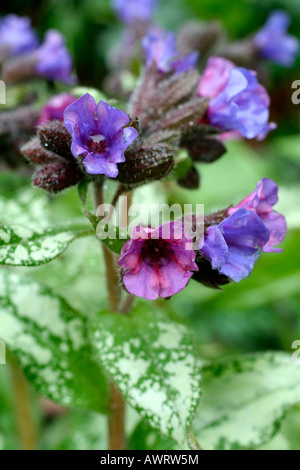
[89, 302, 202, 448]
[0, 270, 108, 413]
[193, 352, 300, 450]
[0, 224, 93, 266]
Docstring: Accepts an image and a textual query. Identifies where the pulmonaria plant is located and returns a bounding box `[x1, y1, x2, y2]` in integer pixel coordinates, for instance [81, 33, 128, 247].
[200, 209, 270, 283]
[116, 177, 286, 298]
[112, 0, 159, 25]
[33, 30, 75, 84]
[64, 93, 139, 177]
[2, 5, 294, 453]
[118, 222, 198, 300]
[227, 178, 287, 253]
[198, 56, 276, 140]
[0, 14, 38, 59]
[253, 10, 299, 67]
[1, 28, 75, 84]
[142, 27, 199, 74]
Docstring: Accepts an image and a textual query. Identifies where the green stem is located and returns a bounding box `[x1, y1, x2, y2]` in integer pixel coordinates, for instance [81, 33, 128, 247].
[9, 356, 37, 450]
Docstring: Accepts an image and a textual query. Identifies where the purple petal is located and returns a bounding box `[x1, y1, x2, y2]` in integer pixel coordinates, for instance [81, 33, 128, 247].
[208, 67, 274, 140]
[112, 0, 158, 25]
[201, 209, 270, 282]
[95, 100, 130, 139]
[201, 226, 228, 270]
[254, 10, 299, 67]
[171, 51, 199, 74]
[35, 30, 75, 84]
[227, 178, 287, 254]
[64, 93, 97, 156]
[82, 153, 121, 177]
[198, 56, 235, 98]
[0, 14, 39, 56]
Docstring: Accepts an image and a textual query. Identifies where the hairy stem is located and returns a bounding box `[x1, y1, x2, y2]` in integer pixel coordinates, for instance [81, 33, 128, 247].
[94, 181, 128, 450]
[9, 356, 37, 450]
[108, 381, 126, 450]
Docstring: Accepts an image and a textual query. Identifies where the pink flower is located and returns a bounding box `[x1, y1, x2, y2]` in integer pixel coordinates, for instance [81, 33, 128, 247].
[118, 222, 198, 300]
[36, 93, 77, 126]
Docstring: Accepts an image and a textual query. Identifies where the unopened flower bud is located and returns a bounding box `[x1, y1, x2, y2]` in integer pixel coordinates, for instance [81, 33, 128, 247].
[192, 254, 230, 289]
[181, 134, 226, 163]
[38, 120, 73, 161]
[117, 144, 174, 186]
[21, 136, 59, 165]
[33, 161, 83, 193]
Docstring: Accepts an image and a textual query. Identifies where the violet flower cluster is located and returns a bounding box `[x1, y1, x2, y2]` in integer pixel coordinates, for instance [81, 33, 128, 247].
[142, 27, 199, 74]
[0, 14, 38, 57]
[0, 14, 74, 84]
[118, 178, 286, 299]
[12, 7, 289, 303]
[254, 10, 299, 67]
[198, 56, 276, 140]
[112, 0, 158, 25]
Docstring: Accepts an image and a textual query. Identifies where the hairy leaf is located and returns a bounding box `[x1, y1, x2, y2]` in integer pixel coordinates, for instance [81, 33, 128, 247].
[193, 352, 300, 450]
[90, 303, 202, 448]
[0, 224, 92, 267]
[0, 270, 108, 413]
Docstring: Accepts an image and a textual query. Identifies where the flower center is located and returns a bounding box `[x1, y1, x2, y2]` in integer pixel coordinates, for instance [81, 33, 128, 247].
[88, 134, 106, 153]
[141, 238, 173, 265]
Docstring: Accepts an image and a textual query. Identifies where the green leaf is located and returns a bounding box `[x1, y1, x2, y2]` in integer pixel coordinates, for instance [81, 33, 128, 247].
[0, 224, 93, 267]
[193, 352, 300, 450]
[77, 180, 90, 205]
[89, 302, 202, 447]
[84, 210, 128, 255]
[0, 270, 108, 413]
[42, 409, 107, 450]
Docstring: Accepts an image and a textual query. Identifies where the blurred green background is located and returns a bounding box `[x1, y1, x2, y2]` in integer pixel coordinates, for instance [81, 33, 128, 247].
[1, 0, 300, 450]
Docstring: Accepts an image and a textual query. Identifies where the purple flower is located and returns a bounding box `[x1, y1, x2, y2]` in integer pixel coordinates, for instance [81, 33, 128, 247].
[200, 209, 270, 283]
[36, 93, 77, 126]
[112, 0, 158, 25]
[198, 56, 235, 98]
[142, 28, 199, 74]
[254, 11, 299, 67]
[34, 30, 75, 84]
[0, 14, 39, 56]
[202, 66, 276, 140]
[64, 93, 138, 177]
[227, 178, 287, 253]
[118, 222, 198, 300]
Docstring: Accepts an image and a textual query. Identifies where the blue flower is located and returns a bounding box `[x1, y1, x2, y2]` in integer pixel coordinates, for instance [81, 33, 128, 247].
[200, 209, 270, 282]
[112, 0, 158, 25]
[227, 178, 287, 253]
[206, 67, 276, 140]
[142, 28, 198, 74]
[0, 14, 38, 57]
[34, 30, 75, 84]
[254, 10, 299, 67]
[64, 93, 139, 177]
